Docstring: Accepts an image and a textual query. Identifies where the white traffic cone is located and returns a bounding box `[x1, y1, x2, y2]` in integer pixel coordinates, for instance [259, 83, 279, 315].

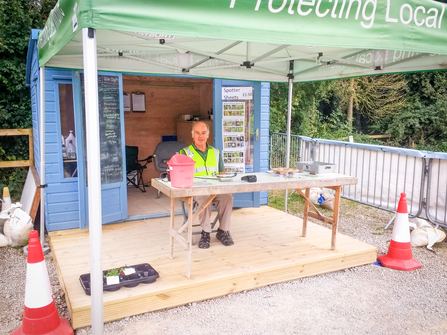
[2, 186, 11, 211]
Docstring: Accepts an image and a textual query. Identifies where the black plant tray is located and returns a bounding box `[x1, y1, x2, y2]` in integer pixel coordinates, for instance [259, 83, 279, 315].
[79, 263, 159, 295]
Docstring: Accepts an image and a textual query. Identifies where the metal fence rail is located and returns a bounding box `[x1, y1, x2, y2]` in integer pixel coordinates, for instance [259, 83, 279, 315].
[270, 132, 447, 230]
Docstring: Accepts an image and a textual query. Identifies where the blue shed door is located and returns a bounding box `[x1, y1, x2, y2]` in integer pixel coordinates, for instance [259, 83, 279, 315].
[74, 72, 127, 228]
[214, 80, 268, 208]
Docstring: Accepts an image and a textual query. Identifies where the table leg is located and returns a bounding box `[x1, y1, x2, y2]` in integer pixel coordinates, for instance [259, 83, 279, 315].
[331, 186, 342, 250]
[302, 188, 310, 237]
[169, 197, 175, 260]
[168, 195, 216, 279]
[186, 198, 193, 279]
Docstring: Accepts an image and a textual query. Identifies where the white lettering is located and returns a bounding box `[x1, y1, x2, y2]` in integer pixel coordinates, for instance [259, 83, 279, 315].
[426, 8, 439, 28]
[269, 0, 288, 13]
[358, 53, 367, 64]
[385, 0, 398, 23]
[439, 6, 444, 29]
[315, 0, 329, 17]
[400, 4, 412, 25]
[298, 0, 315, 16]
[393, 50, 419, 63]
[230, 0, 445, 31]
[414, 6, 425, 27]
[345, 0, 361, 20]
[331, 0, 339, 18]
[288, 0, 296, 14]
[361, 0, 376, 29]
[338, 0, 346, 19]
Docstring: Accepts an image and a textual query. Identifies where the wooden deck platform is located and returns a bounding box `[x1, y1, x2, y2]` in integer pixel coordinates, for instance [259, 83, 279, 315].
[48, 206, 377, 329]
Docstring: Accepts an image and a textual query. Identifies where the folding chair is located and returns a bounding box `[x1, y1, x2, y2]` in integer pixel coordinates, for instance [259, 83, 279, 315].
[152, 141, 187, 197]
[125, 145, 153, 192]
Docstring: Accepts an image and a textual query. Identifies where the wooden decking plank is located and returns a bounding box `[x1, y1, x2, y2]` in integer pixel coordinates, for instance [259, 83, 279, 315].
[49, 206, 377, 329]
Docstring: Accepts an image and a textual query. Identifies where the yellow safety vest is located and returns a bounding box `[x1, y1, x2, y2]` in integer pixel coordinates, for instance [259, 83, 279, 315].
[181, 145, 220, 176]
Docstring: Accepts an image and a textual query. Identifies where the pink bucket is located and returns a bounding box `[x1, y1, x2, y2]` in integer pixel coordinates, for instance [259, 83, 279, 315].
[167, 154, 195, 188]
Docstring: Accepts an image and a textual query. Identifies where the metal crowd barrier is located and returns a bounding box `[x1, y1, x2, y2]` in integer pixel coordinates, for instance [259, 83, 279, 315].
[270, 133, 447, 230]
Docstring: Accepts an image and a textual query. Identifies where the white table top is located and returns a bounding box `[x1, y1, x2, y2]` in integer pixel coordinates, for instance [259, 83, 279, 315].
[151, 171, 358, 198]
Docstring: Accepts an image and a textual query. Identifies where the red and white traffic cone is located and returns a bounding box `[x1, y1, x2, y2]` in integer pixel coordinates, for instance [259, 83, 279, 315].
[378, 193, 422, 271]
[12, 230, 73, 335]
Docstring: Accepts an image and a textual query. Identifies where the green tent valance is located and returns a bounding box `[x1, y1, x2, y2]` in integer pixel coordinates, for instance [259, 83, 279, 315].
[37, 0, 447, 82]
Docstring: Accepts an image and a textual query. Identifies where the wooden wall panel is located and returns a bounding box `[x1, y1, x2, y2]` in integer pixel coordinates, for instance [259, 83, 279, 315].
[123, 76, 213, 181]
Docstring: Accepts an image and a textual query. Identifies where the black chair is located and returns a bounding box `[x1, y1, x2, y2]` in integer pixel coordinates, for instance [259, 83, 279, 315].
[125, 146, 153, 192]
[152, 141, 187, 197]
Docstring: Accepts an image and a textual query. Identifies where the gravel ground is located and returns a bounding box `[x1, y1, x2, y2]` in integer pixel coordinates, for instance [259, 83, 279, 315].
[1, 201, 446, 335]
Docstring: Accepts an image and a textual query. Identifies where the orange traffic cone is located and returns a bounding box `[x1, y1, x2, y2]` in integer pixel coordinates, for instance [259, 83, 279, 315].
[12, 231, 73, 335]
[378, 193, 422, 271]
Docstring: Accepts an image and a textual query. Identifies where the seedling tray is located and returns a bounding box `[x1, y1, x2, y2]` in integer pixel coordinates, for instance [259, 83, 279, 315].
[79, 263, 159, 295]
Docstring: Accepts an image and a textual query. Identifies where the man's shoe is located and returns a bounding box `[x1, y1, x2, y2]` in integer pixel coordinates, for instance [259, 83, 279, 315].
[216, 229, 234, 246]
[198, 231, 210, 249]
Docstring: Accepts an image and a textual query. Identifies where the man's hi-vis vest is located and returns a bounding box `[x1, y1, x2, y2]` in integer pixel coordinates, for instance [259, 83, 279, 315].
[181, 145, 220, 176]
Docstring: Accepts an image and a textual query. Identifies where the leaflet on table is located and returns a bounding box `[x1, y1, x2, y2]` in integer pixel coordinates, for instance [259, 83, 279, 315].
[222, 101, 245, 173]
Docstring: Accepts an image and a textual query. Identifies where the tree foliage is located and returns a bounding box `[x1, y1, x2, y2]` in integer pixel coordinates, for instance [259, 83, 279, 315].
[269, 70, 447, 152]
[331, 74, 408, 125]
[0, 0, 57, 200]
[383, 71, 447, 152]
[269, 80, 336, 137]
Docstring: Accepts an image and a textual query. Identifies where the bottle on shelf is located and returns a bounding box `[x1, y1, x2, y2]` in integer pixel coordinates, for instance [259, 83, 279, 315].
[62, 143, 67, 159]
[65, 130, 76, 150]
[61, 134, 67, 159]
[66, 140, 76, 159]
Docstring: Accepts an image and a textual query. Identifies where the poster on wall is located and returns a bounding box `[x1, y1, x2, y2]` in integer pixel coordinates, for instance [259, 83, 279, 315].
[123, 92, 131, 112]
[222, 101, 246, 173]
[222, 86, 253, 173]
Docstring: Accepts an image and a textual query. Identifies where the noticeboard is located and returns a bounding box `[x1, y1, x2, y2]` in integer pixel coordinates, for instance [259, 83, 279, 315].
[81, 75, 123, 184]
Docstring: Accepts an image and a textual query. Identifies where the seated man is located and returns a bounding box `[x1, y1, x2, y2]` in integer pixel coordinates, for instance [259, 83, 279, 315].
[180, 121, 234, 249]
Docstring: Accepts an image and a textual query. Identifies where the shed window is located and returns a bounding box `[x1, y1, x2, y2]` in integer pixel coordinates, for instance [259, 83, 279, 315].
[59, 84, 77, 178]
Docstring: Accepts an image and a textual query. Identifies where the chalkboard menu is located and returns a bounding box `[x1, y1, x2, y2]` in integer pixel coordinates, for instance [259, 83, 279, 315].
[81, 75, 123, 184]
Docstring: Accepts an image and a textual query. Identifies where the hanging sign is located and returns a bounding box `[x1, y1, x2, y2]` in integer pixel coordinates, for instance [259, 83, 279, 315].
[222, 87, 253, 100]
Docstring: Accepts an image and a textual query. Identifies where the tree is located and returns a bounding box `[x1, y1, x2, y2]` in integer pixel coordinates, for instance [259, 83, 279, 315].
[332, 75, 407, 127]
[269, 80, 336, 137]
[383, 71, 447, 151]
[0, 0, 57, 200]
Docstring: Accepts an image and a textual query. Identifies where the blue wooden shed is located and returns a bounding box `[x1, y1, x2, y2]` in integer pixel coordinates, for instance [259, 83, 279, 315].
[26, 30, 270, 232]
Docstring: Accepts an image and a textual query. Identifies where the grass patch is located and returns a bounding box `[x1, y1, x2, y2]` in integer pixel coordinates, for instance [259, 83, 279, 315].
[268, 190, 334, 218]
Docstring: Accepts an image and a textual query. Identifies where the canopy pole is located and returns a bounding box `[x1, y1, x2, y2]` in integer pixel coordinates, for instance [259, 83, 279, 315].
[284, 61, 294, 212]
[39, 67, 45, 247]
[82, 27, 104, 335]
